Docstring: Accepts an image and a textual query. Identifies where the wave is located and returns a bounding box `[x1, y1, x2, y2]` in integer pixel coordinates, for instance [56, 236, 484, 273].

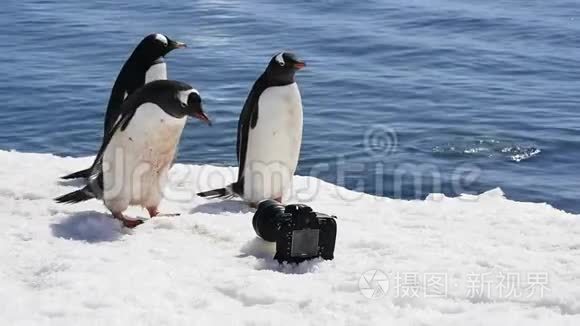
[432, 138, 541, 162]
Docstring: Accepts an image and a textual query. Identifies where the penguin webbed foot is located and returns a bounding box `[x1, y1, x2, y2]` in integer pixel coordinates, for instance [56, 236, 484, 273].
[112, 212, 144, 228]
[147, 207, 159, 218]
[147, 207, 180, 218]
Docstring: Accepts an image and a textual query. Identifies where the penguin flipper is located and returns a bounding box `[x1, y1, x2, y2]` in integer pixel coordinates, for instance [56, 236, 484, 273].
[61, 167, 92, 180]
[103, 75, 130, 136]
[54, 186, 95, 204]
[86, 100, 138, 181]
[236, 76, 267, 182]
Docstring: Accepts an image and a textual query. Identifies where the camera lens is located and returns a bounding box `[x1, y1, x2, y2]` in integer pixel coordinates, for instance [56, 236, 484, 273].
[252, 200, 287, 242]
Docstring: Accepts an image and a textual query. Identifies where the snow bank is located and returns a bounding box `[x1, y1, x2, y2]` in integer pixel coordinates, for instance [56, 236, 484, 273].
[0, 150, 579, 325]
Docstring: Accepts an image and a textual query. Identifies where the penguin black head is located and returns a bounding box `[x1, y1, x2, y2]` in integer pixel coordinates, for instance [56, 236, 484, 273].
[127, 80, 211, 125]
[177, 89, 212, 126]
[264, 52, 306, 85]
[133, 33, 187, 62]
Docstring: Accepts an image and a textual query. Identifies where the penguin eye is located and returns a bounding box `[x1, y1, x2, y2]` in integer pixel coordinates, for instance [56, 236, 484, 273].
[275, 53, 285, 66]
[154, 34, 168, 46]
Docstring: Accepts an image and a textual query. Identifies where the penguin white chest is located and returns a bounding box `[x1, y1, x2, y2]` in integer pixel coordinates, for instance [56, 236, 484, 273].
[102, 103, 186, 212]
[243, 83, 303, 202]
[145, 62, 167, 83]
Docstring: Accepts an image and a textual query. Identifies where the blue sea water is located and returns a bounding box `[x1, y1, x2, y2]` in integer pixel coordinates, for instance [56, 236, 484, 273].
[0, 0, 578, 212]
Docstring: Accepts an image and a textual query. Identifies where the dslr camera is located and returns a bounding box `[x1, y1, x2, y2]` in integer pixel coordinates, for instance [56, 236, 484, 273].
[252, 200, 337, 264]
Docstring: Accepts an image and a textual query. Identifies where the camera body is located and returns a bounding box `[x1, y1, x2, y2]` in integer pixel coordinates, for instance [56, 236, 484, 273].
[253, 200, 337, 264]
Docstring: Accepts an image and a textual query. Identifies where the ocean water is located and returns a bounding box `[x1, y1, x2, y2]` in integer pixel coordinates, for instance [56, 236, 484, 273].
[0, 0, 578, 213]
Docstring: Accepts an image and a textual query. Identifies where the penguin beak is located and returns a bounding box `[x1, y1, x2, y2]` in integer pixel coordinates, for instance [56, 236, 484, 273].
[171, 41, 187, 49]
[193, 112, 212, 126]
[294, 61, 306, 70]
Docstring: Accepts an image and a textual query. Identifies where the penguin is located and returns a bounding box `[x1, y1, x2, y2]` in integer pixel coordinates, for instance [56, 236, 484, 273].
[61, 33, 186, 180]
[55, 80, 211, 228]
[197, 52, 305, 206]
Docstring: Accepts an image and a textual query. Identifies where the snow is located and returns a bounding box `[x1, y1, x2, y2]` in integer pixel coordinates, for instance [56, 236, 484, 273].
[1, 150, 579, 325]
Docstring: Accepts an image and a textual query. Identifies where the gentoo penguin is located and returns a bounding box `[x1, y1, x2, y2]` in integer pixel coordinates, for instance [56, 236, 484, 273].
[61, 33, 186, 180]
[197, 52, 305, 206]
[55, 80, 211, 228]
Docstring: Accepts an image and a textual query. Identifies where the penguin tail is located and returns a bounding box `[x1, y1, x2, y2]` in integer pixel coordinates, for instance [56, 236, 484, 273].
[54, 186, 95, 204]
[197, 183, 238, 199]
[196, 187, 229, 198]
[61, 167, 92, 180]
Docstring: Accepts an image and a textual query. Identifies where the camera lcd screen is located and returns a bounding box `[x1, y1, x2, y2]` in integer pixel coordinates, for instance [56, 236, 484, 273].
[291, 229, 320, 258]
